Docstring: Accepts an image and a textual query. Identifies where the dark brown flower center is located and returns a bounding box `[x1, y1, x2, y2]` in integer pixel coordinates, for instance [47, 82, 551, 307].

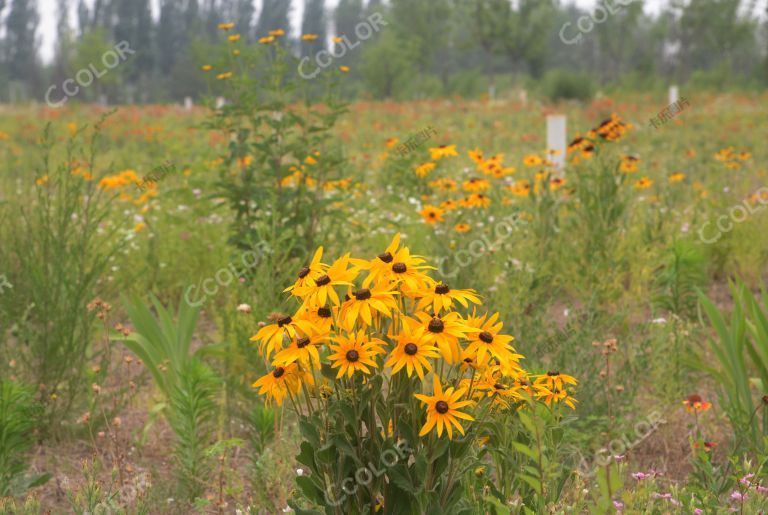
[428, 318, 444, 333]
[479, 331, 494, 343]
[317, 306, 332, 318]
[378, 252, 393, 263]
[346, 350, 360, 362]
[404, 343, 418, 355]
[298, 266, 310, 279]
[296, 337, 310, 348]
[547, 371, 560, 377]
[278, 316, 292, 327]
[392, 262, 407, 273]
[435, 284, 450, 295]
[315, 275, 331, 286]
[494, 383, 506, 390]
[273, 367, 285, 378]
[687, 394, 702, 403]
[354, 288, 371, 301]
[435, 400, 449, 414]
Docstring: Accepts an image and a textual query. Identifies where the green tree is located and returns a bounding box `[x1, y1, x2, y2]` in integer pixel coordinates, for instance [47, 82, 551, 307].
[301, 0, 327, 57]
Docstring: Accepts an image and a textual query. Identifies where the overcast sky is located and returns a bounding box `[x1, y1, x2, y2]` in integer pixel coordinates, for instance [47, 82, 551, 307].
[32, 0, 756, 63]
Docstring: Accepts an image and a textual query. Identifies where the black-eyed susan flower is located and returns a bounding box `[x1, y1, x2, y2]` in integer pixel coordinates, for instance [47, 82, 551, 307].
[462, 177, 490, 193]
[328, 330, 385, 378]
[462, 193, 491, 208]
[250, 314, 318, 358]
[420, 204, 444, 224]
[619, 155, 640, 173]
[669, 172, 686, 183]
[273, 333, 327, 369]
[284, 246, 329, 297]
[415, 162, 436, 177]
[301, 34, 319, 41]
[464, 312, 518, 366]
[550, 177, 566, 191]
[429, 144, 458, 161]
[295, 304, 334, 334]
[404, 311, 476, 363]
[454, 223, 470, 233]
[384, 247, 434, 294]
[534, 371, 577, 392]
[468, 149, 484, 164]
[416, 283, 481, 314]
[523, 154, 543, 167]
[634, 176, 653, 189]
[535, 387, 577, 409]
[252, 364, 301, 405]
[385, 326, 438, 380]
[338, 285, 399, 331]
[295, 253, 359, 307]
[428, 178, 457, 192]
[414, 375, 474, 439]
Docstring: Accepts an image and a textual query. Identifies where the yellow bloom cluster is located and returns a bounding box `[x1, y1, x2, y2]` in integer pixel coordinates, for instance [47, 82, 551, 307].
[251, 234, 577, 438]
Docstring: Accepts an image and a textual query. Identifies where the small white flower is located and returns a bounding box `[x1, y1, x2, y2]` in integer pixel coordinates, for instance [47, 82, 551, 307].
[563, 308, 570, 317]
[296, 468, 304, 476]
[652, 317, 667, 325]
[681, 222, 690, 233]
[237, 303, 252, 314]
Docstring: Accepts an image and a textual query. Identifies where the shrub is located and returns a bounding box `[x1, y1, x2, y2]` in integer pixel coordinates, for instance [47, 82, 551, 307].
[541, 70, 596, 102]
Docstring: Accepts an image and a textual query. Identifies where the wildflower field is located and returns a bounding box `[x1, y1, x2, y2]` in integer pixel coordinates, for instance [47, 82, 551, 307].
[1, 2, 768, 513]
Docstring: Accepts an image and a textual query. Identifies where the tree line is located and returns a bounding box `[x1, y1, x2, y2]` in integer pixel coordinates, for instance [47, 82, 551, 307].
[0, 0, 766, 104]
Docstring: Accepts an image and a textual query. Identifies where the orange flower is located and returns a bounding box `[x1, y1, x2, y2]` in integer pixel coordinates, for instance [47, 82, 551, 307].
[683, 394, 711, 413]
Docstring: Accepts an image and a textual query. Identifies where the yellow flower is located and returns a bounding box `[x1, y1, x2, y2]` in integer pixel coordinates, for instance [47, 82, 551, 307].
[259, 36, 275, 44]
[201, 64, 213, 71]
[216, 72, 233, 80]
[269, 29, 285, 37]
[416, 283, 481, 314]
[284, 246, 329, 297]
[683, 394, 712, 413]
[414, 375, 474, 439]
[669, 172, 686, 183]
[535, 387, 577, 409]
[429, 144, 458, 161]
[634, 176, 653, 189]
[619, 155, 640, 173]
[252, 364, 301, 406]
[523, 154, 543, 167]
[415, 162, 436, 177]
[302, 34, 319, 41]
[468, 149, 484, 164]
[404, 311, 476, 363]
[420, 205, 444, 224]
[35, 175, 49, 186]
[232, 49, 240, 56]
[228, 34, 241, 42]
[462, 177, 490, 193]
[385, 326, 438, 380]
[461, 193, 491, 208]
[218, 22, 235, 30]
[328, 330, 385, 379]
[250, 314, 318, 359]
[454, 223, 470, 233]
[339, 66, 350, 73]
[463, 312, 519, 366]
[133, 222, 147, 233]
[534, 371, 577, 392]
[338, 285, 399, 331]
[273, 333, 327, 369]
[333, 36, 343, 43]
[294, 253, 360, 307]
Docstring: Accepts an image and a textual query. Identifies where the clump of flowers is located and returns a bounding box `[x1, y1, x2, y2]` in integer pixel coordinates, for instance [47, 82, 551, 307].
[250, 235, 576, 511]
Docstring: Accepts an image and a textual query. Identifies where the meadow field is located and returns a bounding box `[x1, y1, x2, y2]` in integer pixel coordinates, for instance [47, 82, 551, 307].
[0, 84, 767, 514]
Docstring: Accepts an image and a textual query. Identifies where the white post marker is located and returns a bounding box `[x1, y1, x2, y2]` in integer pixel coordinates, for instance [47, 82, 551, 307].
[546, 114, 567, 171]
[669, 85, 679, 106]
[184, 97, 193, 111]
